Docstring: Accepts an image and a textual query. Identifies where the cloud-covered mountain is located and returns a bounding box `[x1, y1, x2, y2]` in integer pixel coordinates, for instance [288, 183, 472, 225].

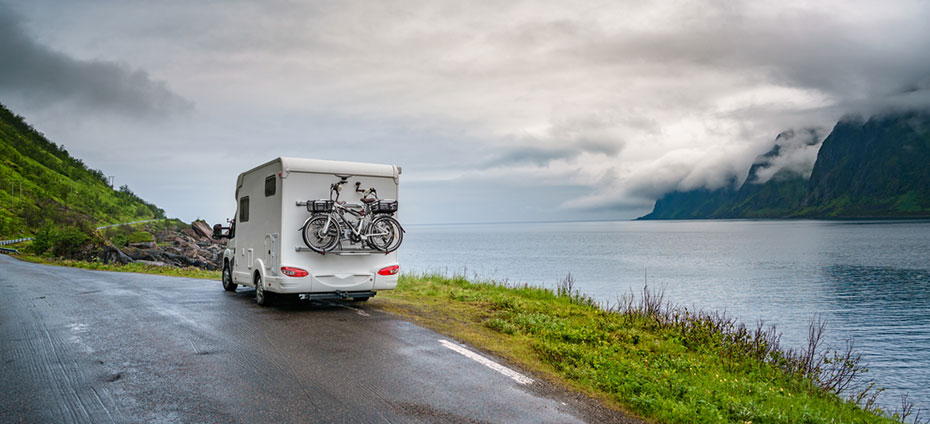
[640, 111, 930, 219]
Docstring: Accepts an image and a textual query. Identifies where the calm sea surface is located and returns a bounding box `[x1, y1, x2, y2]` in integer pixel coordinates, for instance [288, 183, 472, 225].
[400, 220, 930, 412]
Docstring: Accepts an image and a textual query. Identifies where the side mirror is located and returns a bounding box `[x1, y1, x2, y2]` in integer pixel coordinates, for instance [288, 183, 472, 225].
[212, 224, 226, 240]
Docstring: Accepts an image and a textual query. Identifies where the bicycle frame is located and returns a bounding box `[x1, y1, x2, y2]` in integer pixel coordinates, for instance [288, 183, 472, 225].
[319, 191, 391, 242]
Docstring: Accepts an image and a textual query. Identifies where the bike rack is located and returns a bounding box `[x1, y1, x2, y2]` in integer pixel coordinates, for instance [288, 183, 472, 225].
[295, 246, 384, 256]
[295, 200, 393, 255]
[296, 200, 362, 209]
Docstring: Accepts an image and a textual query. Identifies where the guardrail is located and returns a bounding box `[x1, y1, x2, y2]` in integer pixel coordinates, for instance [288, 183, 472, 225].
[0, 237, 32, 246]
[0, 247, 19, 254]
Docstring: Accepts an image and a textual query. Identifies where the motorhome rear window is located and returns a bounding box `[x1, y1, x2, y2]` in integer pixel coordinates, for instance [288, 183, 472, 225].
[239, 197, 249, 222]
[265, 175, 276, 197]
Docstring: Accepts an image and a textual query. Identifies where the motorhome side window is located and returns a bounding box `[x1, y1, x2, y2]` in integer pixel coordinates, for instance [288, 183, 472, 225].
[239, 197, 249, 222]
[265, 175, 276, 197]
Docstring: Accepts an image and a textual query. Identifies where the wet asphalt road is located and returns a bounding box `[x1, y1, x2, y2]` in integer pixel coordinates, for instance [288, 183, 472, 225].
[0, 255, 610, 423]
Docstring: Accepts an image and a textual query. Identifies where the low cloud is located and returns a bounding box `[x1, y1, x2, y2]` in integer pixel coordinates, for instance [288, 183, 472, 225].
[0, 3, 190, 118]
[749, 128, 825, 184]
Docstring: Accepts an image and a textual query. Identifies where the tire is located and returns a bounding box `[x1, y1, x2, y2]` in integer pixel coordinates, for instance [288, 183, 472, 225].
[222, 262, 237, 292]
[255, 273, 273, 306]
[301, 215, 341, 253]
[367, 216, 403, 253]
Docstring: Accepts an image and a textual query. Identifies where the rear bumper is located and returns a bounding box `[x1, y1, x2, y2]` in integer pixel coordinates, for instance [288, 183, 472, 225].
[297, 290, 377, 300]
[266, 270, 396, 293]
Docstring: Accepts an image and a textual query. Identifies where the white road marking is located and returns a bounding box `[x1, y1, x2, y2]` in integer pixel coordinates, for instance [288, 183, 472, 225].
[439, 339, 534, 385]
[323, 301, 371, 316]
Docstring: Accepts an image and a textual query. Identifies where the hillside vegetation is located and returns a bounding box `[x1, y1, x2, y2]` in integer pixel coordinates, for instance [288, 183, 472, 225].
[0, 102, 164, 239]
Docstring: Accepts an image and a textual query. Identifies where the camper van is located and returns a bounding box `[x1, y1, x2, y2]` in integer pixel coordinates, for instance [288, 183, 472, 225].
[214, 157, 402, 306]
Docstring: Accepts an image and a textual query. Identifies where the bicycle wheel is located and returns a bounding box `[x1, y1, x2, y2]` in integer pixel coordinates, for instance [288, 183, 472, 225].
[366, 216, 403, 253]
[302, 215, 341, 253]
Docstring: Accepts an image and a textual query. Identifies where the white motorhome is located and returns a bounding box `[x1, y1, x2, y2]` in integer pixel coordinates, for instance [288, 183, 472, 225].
[215, 157, 402, 306]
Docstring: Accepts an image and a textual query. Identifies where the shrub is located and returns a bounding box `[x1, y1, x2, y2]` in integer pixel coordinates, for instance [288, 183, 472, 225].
[127, 231, 154, 244]
[29, 223, 55, 254]
[51, 226, 89, 257]
[29, 223, 91, 257]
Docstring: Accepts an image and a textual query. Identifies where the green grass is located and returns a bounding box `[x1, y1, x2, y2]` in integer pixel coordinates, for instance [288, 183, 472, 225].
[375, 273, 896, 424]
[126, 231, 155, 244]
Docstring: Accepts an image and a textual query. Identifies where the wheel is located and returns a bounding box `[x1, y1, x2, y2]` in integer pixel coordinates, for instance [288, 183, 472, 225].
[301, 215, 341, 253]
[222, 262, 237, 292]
[352, 297, 370, 302]
[367, 216, 403, 253]
[255, 273, 274, 306]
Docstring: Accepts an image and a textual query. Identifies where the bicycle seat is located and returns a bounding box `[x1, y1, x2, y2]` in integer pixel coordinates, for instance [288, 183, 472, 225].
[360, 196, 377, 204]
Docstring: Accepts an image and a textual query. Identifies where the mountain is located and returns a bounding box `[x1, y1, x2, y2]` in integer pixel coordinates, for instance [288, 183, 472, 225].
[798, 112, 930, 217]
[0, 102, 164, 239]
[639, 112, 930, 219]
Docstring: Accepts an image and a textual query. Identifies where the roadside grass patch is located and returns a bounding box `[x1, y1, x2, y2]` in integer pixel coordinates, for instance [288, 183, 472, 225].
[376, 273, 898, 424]
[14, 253, 221, 280]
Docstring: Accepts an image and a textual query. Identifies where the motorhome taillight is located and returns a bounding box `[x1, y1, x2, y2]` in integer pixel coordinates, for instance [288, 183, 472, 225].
[378, 265, 399, 276]
[281, 266, 309, 277]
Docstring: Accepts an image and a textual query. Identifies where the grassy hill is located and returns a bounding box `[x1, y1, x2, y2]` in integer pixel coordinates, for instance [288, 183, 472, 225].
[0, 102, 164, 240]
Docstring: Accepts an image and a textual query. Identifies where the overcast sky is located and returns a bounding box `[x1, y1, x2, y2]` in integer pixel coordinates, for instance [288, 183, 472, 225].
[2, 0, 930, 224]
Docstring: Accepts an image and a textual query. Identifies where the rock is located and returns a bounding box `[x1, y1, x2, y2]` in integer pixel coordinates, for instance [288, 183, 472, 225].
[129, 241, 158, 249]
[123, 247, 164, 262]
[97, 218, 227, 272]
[101, 245, 133, 265]
[191, 220, 214, 239]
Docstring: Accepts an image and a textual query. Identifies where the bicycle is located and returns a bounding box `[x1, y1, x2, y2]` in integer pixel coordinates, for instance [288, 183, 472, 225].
[300, 176, 404, 254]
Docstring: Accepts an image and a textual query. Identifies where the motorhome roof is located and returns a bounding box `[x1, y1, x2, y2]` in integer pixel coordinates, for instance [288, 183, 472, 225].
[236, 157, 400, 199]
[241, 157, 398, 178]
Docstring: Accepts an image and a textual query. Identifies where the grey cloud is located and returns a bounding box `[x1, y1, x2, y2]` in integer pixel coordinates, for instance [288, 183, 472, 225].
[8, 0, 930, 223]
[0, 3, 190, 117]
[546, 2, 930, 105]
[483, 141, 619, 168]
[482, 112, 629, 168]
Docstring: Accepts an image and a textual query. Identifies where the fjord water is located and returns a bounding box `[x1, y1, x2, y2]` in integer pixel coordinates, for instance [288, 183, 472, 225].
[401, 220, 930, 411]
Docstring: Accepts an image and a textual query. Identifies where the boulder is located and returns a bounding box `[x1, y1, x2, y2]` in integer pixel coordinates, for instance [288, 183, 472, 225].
[129, 241, 158, 249]
[101, 245, 133, 265]
[123, 247, 164, 262]
[192, 220, 213, 239]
